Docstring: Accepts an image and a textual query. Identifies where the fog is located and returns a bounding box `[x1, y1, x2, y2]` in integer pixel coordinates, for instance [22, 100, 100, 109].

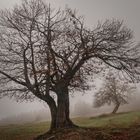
[0, 86, 140, 125]
[0, 0, 140, 121]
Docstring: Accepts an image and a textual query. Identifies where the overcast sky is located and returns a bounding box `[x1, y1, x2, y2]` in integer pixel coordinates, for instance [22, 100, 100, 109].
[0, 0, 140, 119]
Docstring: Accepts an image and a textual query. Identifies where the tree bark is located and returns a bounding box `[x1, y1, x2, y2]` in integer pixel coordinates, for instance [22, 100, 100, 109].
[48, 102, 57, 130]
[43, 87, 76, 130]
[44, 95, 57, 130]
[112, 103, 120, 114]
[55, 87, 75, 128]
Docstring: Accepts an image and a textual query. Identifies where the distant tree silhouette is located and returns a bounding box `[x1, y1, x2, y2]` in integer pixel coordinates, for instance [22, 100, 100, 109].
[94, 72, 135, 114]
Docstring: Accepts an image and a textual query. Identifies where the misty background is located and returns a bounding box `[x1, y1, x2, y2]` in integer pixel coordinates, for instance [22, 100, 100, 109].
[0, 0, 140, 124]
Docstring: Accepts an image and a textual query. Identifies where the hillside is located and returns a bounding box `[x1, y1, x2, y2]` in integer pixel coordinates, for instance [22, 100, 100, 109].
[0, 111, 140, 140]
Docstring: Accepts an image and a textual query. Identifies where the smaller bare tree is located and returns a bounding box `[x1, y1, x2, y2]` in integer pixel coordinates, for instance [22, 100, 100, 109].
[94, 72, 135, 114]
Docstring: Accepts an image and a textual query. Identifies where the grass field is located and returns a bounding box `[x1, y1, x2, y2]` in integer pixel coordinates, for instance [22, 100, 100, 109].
[0, 111, 140, 140]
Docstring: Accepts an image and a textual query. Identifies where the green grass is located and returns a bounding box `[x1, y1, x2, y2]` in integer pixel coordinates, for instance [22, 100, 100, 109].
[74, 111, 140, 128]
[0, 111, 140, 140]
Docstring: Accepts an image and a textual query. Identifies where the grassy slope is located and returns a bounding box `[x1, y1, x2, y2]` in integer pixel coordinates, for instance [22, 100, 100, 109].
[74, 111, 140, 128]
[0, 111, 140, 140]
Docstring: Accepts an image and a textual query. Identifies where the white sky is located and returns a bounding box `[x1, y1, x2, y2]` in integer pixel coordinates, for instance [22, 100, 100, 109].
[0, 0, 140, 119]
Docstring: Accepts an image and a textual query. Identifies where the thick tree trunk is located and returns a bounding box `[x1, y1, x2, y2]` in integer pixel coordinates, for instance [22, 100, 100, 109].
[44, 95, 57, 131]
[43, 87, 76, 130]
[55, 87, 76, 128]
[112, 103, 120, 114]
[34, 92, 76, 139]
[65, 92, 76, 127]
[48, 103, 57, 130]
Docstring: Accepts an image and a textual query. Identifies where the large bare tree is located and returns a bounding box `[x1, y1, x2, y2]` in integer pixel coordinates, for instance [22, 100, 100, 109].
[0, 0, 139, 131]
